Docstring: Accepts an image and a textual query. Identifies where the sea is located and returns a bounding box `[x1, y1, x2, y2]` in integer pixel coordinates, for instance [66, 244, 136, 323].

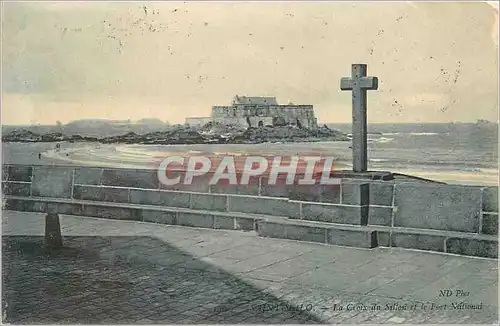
[2, 123, 498, 186]
[325, 122, 498, 185]
[108, 122, 498, 186]
[327, 123, 497, 169]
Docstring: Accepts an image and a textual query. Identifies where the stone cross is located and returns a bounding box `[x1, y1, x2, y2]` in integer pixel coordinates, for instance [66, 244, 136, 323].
[340, 64, 378, 173]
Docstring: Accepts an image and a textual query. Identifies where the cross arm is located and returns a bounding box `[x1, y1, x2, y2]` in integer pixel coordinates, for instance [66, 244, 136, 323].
[340, 76, 379, 91]
[340, 77, 354, 90]
[360, 76, 378, 90]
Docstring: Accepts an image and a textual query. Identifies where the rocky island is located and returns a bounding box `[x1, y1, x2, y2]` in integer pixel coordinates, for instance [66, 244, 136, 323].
[2, 96, 350, 144]
[2, 122, 348, 145]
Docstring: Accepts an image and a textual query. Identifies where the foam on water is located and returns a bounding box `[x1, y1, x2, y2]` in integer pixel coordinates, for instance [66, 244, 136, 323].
[408, 132, 440, 136]
[374, 137, 394, 143]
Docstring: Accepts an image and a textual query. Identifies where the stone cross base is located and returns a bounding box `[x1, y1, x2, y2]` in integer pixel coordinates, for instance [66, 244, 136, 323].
[45, 213, 63, 249]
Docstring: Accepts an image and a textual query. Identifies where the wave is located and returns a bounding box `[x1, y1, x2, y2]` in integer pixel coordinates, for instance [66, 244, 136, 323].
[408, 132, 440, 136]
[375, 137, 394, 143]
[367, 137, 393, 143]
[380, 132, 440, 136]
[115, 145, 151, 156]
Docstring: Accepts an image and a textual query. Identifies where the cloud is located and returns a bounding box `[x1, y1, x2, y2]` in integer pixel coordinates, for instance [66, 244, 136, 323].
[1, 2, 498, 124]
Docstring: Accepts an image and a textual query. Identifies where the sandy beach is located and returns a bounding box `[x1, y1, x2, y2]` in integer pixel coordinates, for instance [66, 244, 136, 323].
[2, 142, 497, 186]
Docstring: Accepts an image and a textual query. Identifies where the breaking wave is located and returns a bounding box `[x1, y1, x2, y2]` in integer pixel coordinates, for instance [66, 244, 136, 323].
[381, 132, 439, 136]
[408, 132, 440, 136]
[375, 137, 394, 143]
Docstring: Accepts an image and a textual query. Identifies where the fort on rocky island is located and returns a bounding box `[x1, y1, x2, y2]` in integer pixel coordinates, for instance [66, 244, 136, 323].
[185, 95, 318, 129]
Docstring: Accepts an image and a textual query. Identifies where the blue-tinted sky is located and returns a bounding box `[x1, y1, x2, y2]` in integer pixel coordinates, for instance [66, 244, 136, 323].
[2, 1, 498, 124]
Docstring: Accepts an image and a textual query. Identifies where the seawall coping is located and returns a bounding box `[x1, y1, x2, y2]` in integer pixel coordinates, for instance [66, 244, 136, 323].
[2, 195, 269, 219]
[4, 195, 497, 258]
[257, 215, 378, 231]
[368, 225, 498, 258]
[8, 194, 494, 243]
[256, 219, 378, 248]
[364, 225, 499, 241]
[446, 237, 498, 259]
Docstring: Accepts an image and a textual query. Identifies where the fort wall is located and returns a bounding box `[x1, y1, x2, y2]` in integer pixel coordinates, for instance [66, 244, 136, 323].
[185, 97, 318, 129]
[211, 105, 317, 129]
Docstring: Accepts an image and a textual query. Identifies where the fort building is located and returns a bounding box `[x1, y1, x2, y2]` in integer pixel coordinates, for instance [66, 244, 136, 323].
[185, 95, 318, 129]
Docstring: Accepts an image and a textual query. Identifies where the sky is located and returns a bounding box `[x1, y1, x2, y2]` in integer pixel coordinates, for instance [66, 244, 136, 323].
[2, 1, 499, 125]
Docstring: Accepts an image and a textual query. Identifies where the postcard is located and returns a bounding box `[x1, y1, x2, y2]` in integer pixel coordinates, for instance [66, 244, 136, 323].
[2, 1, 498, 324]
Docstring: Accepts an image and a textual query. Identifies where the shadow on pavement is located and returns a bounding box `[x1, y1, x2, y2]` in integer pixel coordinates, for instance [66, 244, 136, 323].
[2, 235, 325, 324]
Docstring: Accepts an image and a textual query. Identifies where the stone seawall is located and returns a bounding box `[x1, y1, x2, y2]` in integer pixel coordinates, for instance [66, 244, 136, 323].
[2, 164, 498, 258]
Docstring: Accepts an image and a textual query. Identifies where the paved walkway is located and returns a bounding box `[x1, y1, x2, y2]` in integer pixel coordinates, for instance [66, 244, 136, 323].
[2, 210, 498, 324]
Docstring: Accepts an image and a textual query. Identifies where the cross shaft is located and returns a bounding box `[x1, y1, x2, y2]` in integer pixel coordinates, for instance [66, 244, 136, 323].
[340, 64, 378, 173]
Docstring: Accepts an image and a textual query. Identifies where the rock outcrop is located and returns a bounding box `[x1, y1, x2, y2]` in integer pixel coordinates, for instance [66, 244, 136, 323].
[2, 129, 98, 143]
[2, 129, 42, 142]
[3, 123, 349, 144]
[227, 124, 349, 144]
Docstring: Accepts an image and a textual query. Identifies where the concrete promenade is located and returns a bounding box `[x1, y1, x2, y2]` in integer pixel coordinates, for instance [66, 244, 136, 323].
[2, 210, 498, 324]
